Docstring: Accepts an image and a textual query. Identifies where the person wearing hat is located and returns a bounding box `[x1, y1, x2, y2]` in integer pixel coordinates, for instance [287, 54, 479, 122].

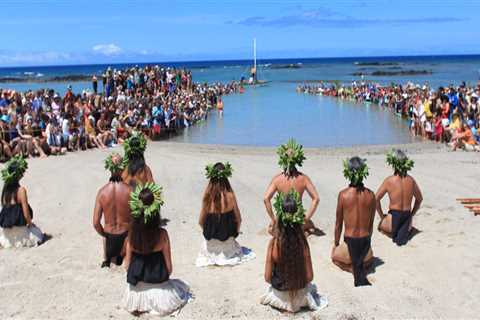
[331, 157, 375, 287]
[264, 139, 320, 236]
[93, 153, 132, 268]
[0, 156, 46, 248]
[376, 150, 423, 246]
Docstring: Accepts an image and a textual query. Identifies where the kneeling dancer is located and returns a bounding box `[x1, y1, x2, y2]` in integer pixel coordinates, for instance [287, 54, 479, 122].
[0, 155, 45, 248]
[261, 190, 327, 313]
[93, 153, 131, 267]
[196, 162, 255, 267]
[123, 183, 191, 316]
[331, 157, 375, 287]
[376, 150, 423, 246]
[264, 139, 320, 235]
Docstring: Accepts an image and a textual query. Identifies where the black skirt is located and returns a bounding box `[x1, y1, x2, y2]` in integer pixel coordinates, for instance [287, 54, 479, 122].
[0, 204, 33, 228]
[127, 251, 170, 286]
[202, 211, 238, 242]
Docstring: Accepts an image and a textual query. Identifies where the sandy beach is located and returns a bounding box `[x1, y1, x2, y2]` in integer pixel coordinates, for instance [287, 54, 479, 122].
[1, 141, 479, 319]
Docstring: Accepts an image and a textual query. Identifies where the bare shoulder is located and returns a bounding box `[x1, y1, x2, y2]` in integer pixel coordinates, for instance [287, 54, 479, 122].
[17, 186, 27, 198]
[270, 173, 283, 186]
[364, 187, 376, 199]
[97, 183, 109, 198]
[406, 174, 417, 184]
[338, 188, 348, 198]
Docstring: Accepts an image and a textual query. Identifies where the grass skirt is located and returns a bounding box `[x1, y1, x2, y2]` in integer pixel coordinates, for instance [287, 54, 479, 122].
[195, 236, 255, 267]
[260, 283, 328, 313]
[0, 225, 44, 248]
[123, 279, 192, 316]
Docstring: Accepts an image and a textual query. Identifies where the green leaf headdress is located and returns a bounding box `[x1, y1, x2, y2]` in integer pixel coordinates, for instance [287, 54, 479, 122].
[273, 189, 305, 227]
[386, 149, 414, 177]
[343, 156, 369, 187]
[129, 182, 164, 223]
[1, 155, 28, 185]
[104, 153, 125, 174]
[123, 131, 147, 161]
[205, 162, 233, 180]
[277, 138, 306, 174]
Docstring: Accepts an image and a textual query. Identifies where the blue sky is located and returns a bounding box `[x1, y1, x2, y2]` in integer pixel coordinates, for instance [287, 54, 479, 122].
[0, 0, 478, 66]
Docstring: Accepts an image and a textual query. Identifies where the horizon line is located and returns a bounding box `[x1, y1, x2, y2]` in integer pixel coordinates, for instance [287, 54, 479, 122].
[1, 52, 480, 70]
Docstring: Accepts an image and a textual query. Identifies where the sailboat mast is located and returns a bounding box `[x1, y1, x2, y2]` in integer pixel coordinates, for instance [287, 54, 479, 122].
[253, 38, 257, 71]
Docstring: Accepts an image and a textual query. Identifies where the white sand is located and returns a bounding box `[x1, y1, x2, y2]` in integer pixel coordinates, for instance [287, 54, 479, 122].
[1, 141, 480, 319]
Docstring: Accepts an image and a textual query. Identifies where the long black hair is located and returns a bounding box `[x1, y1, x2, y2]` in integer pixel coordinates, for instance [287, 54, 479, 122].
[129, 188, 161, 254]
[127, 152, 146, 177]
[203, 163, 233, 213]
[276, 195, 308, 293]
[1, 181, 20, 206]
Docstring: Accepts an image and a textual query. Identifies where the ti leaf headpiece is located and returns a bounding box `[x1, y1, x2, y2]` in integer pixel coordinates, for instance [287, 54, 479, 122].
[1, 155, 28, 185]
[104, 153, 125, 174]
[273, 189, 305, 227]
[277, 138, 306, 174]
[386, 149, 414, 177]
[123, 131, 147, 161]
[205, 162, 233, 180]
[129, 182, 164, 223]
[343, 157, 369, 186]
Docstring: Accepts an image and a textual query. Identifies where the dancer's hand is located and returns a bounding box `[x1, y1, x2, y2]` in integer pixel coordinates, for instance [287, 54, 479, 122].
[268, 220, 275, 236]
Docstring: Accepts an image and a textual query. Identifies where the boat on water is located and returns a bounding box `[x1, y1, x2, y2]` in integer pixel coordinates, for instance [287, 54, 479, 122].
[240, 38, 270, 87]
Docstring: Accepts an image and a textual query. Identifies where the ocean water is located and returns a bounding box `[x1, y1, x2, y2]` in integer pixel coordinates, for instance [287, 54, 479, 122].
[1, 55, 479, 147]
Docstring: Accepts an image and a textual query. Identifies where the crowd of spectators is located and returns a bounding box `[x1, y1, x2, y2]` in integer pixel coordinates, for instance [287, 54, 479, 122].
[0, 65, 240, 161]
[298, 80, 480, 151]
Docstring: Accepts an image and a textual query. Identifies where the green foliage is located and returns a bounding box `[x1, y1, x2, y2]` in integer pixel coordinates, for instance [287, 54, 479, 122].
[1, 155, 28, 185]
[277, 138, 306, 174]
[386, 149, 415, 177]
[104, 153, 125, 173]
[123, 131, 147, 161]
[343, 158, 369, 185]
[129, 182, 164, 224]
[273, 189, 305, 227]
[205, 162, 233, 180]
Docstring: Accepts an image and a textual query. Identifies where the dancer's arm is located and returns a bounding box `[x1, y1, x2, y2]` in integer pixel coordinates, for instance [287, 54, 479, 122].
[18, 187, 33, 227]
[264, 239, 274, 283]
[334, 192, 344, 247]
[124, 241, 131, 270]
[93, 193, 105, 237]
[162, 230, 173, 276]
[411, 178, 423, 216]
[263, 179, 277, 224]
[304, 176, 319, 221]
[232, 192, 242, 233]
[375, 180, 388, 219]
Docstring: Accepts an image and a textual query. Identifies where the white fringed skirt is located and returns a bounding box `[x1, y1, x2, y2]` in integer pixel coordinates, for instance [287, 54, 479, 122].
[195, 237, 256, 267]
[0, 225, 44, 249]
[123, 279, 192, 316]
[260, 283, 328, 313]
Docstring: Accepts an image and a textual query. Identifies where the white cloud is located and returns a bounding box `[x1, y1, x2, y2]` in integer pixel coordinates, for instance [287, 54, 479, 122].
[0, 51, 74, 66]
[92, 43, 122, 56]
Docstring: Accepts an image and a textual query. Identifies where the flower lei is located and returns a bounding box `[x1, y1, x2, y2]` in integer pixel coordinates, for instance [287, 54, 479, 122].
[343, 158, 369, 186]
[205, 162, 233, 180]
[104, 153, 125, 173]
[277, 138, 306, 174]
[129, 182, 164, 223]
[1, 155, 28, 185]
[386, 150, 415, 177]
[273, 189, 305, 227]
